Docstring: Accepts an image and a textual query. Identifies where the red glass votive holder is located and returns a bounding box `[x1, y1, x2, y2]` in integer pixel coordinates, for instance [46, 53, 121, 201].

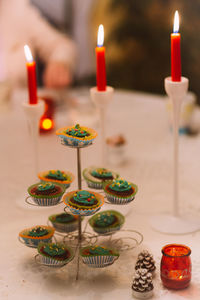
[39, 97, 55, 133]
[160, 244, 191, 290]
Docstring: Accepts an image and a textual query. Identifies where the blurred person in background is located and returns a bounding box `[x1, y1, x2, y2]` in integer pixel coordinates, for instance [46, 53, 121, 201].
[0, 0, 76, 89]
[31, 0, 95, 86]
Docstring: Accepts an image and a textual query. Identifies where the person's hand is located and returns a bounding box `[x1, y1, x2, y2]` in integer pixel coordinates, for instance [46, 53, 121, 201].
[43, 61, 72, 88]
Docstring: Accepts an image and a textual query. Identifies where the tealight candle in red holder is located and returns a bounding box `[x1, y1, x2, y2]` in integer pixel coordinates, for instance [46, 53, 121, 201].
[160, 244, 191, 289]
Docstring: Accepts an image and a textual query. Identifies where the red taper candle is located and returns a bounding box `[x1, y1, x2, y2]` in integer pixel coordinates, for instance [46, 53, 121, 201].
[96, 25, 107, 91]
[171, 11, 181, 82]
[24, 45, 38, 104]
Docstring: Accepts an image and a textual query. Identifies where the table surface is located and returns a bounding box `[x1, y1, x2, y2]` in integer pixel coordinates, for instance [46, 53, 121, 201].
[1, 88, 200, 300]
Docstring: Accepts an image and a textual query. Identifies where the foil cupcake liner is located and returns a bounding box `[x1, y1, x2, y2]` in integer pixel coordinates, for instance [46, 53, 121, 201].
[60, 136, 94, 147]
[20, 236, 52, 248]
[68, 205, 101, 216]
[82, 255, 117, 268]
[85, 181, 103, 189]
[104, 193, 135, 205]
[31, 195, 62, 206]
[50, 222, 78, 233]
[38, 255, 68, 267]
[91, 224, 123, 235]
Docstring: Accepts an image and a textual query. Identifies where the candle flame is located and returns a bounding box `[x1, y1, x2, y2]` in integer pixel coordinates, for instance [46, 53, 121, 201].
[24, 44, 33, 62]
[97, 24, 104, 47]
[173, 10, 179, 33]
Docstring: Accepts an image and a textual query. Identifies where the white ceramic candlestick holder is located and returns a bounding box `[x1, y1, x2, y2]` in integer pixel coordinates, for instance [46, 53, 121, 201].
[150, 77, 200, 234]
[90, 86, 114, 165]
[22, 101, 44, 177]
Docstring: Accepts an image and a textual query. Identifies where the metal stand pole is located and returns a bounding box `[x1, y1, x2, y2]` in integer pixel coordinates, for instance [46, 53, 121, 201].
[99, 108, 106, 165]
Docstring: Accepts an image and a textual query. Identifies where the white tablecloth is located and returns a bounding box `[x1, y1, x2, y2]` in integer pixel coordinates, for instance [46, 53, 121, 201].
[1, 88, 200, 300]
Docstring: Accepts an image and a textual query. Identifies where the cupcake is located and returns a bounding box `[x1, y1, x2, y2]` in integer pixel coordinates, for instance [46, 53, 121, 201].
[80, 245, 119, 268]
[63, 190, 104, 216]
[38, 170, 74, 189]
[37, 242, 74, 267]
[83, 166, 119, 189]
[27, 182, 65, 206]
[103, 179, 138, 205]
[89, 210, 125, 235]
[49, 212, 80, 233]
[56, 124, 97, 147]
[19, 225, 55, 248]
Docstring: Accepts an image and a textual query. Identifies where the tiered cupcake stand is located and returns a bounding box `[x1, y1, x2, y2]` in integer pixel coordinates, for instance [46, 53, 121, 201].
[19, 127, 143, 281]
[59, 136, 96, 280]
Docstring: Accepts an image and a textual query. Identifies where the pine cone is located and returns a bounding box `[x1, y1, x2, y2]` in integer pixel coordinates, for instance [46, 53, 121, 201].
[135, 250, 156, 273]
[132, 268, 153, 292]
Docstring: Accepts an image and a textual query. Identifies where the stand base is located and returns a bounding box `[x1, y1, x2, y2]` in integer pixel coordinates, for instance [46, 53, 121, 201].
[150, 214, 200, 234]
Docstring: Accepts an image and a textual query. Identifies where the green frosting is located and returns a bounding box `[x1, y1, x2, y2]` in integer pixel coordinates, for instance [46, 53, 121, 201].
[28, 227, 48, 237]
[89, 246, 111, 256]
[95, 212, 115, 227]
[91, 168, 112, 179]
[109, 179, 131, 192]
[66, 124, 89, 138]
[37, 183, 55, 191]
[43, 244, 65, 256]
[47, 170, 67, 181]
[55, 213, 75, 223]
[74, 190, 96, 205]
